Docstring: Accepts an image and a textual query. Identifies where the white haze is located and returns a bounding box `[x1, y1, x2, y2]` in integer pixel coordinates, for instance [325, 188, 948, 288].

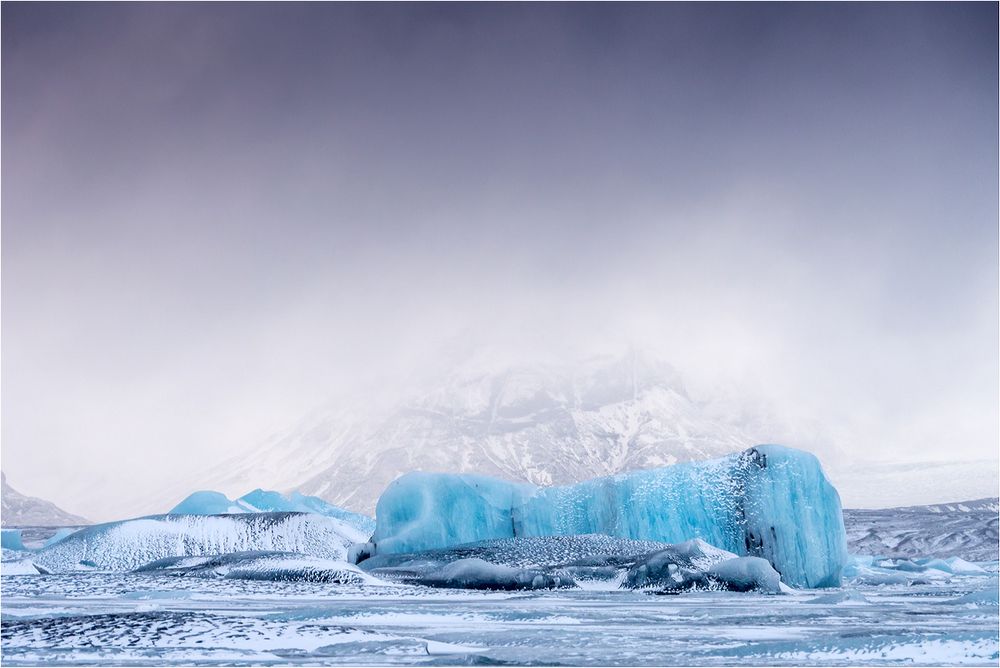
[2, 3, 997, 520]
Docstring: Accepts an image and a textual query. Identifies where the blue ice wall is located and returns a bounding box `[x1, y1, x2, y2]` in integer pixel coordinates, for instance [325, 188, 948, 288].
[374, 445, 848, 588]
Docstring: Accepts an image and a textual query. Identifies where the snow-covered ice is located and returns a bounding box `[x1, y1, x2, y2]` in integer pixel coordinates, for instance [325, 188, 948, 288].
[31, 512, 365, 572]
[2, 568, 996, 666]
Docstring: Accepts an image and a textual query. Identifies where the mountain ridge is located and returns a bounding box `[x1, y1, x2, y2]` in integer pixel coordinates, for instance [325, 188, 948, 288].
[2, 472, 90, 527]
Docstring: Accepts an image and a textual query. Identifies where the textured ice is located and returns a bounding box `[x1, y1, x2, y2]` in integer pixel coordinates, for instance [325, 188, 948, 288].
[1, 529, 25, 551]
[362, 534, 676, 571]
[415, 558, 576, 591]
[705, 557, 782, 593]
[839, 554, 985, 587]
[40, 528, 77, 549]
[135, 551, 383, 585]
[947, 585, 999, 607]
[0, 559, 48, 576]
[169, 489, 375, 535]
[169, 491, 247, 515]
[806, 589, 871, 605]
[375, 445, 847, 587]
[915, 557, 988, 575]
[3, 569, 996, 666]
[621, 544, 781, 594]
[621, 539, 736, 590]
[32, 512, 366, 572]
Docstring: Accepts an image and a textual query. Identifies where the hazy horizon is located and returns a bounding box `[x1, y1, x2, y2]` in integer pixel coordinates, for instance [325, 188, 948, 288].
[3, 3, 998, 522]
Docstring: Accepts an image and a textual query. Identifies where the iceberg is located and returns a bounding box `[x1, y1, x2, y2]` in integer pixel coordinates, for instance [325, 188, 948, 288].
[169, 491, 248, 515]
[1, 528, 25, 551]
[0, 558, 49, 576]
[168, 489, 375, 535]
[374, 445, 848, 588]
[620, 542, 781, 593]
[621, 539, 737, 590]
[33, 512, 366, 572]
[704, 556, 782, 593]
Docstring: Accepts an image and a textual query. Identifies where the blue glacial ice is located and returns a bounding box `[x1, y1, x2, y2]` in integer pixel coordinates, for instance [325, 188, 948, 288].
[169, 488, 375, 535]
[169, 491, 248, 515]
[1, 529, 25, 551]
[374, 445, 848, 588]
[32, 512, 367, 572]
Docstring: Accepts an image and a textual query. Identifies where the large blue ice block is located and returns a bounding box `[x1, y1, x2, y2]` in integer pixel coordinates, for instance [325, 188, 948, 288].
[373, 445, 848, 588]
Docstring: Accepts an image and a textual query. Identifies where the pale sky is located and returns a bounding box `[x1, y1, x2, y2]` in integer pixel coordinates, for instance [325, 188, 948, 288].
[2, 3, 997, 521]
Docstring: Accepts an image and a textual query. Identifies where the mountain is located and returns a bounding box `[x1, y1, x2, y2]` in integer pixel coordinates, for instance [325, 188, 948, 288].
[149, 349, 995, 519]
[843, 497, 999, 561]
[198, 351, 774, 515]
[1, 472, 89, 527]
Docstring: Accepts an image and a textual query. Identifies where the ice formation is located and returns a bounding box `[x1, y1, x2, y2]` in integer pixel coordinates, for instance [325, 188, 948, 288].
[1, 529, 25, 551]
[33, 512, 366, 572]
[168, 489, 375, 535]
[374, 445, 848, 587]
[169, 491, 247, 515]
[704, 557, 782, 593]
[135, 551, 382, 585]
[621, 539, 736, 590]
[40, 528, 78, 549]
[619, 542, 781, 593]
[0, 559, 49, 576]
[415, 558, 576, 590]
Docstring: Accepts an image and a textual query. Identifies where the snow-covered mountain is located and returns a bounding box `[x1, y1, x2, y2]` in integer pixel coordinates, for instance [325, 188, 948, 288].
[844, 497, 999, 561]
[196, 351, 780, 515]
[1, 472, 89, 527]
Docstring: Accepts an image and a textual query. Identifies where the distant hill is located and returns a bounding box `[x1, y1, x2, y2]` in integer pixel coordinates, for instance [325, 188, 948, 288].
[1, 473, 89, 527]
[844, 497, 999, 561]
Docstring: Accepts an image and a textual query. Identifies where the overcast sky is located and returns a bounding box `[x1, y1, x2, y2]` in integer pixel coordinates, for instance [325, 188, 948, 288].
[3, 3, 998, 520]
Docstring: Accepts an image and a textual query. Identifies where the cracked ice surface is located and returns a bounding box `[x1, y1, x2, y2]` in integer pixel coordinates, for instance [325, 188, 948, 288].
[2, 571, 997, 666]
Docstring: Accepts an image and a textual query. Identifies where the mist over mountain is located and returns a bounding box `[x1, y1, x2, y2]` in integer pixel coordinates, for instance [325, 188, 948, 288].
[168, 349, 832, 516]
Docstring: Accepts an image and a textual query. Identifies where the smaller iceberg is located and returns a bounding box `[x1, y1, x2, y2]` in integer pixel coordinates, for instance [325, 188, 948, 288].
[913, 557, 987, 575]
[1, 529, 25, 551]
[169, 491, 248, 515]
[33, 512, 366, 572]
[840, 553, 989, 586]
[621, 539, 735, 590]
[621, 542, 782, 594]
[169, 489, 375, 535]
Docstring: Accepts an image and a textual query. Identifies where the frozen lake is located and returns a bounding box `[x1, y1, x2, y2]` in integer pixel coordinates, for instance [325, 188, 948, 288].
[2, 571, 997, 666]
